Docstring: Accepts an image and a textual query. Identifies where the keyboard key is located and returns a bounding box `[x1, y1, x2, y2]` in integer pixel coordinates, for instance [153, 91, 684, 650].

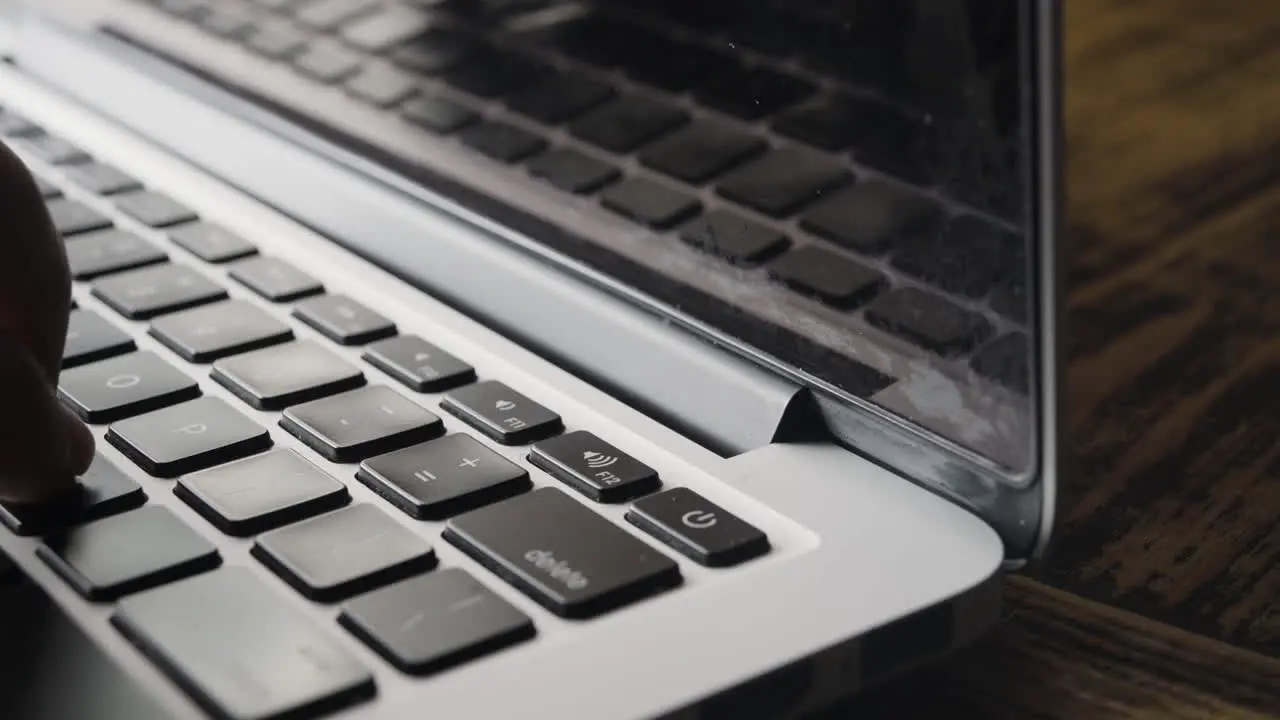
[891, 215, 1012, 298]
[569, 95, 689, 153]
[693, 65, 813, 120]
[58, 351, 201, 424]
[444, 487, 680, 618]
[152, 0, 212, 18]
[244, 20, 309, 59]
[851, 114, 938, 185]
[600, 178, 701, 229]
[106, 397, 272, 478]
[17, 134, 91, 165]
[61, 162, 143, 195]
[65, 229, 167, 280]
[638, 121, 766, 184]
[212, 340, 365, 410]
[990, 278, 1028, 324]
[529, 431, 659, 503]
[253, 504, 436, 602]
[506, 72, 615, 124]
[345, 63, 418, 107]
[799, 181, 940, 256]
[112, 190, 198, 228]
[458, 121, 547, 164]
[293, 294, 396, 345]
[767, 246, 884, 308]
[339, 6, 432, 52]
[0, 109, 40, 137]
[151, 299, 293, 363]
[716, 148, 849, 218]
[525, 148, 619, 194]
[357, 434, 530, 520]
[622, 37, 738, 93]
[39, 506, 220, 601]
[295, 0, 379, 30]
[35, 174, 62, 198]
[339, 568, 534, 675]
[401, 93, 479, 134]
[971, 333, 1030, 394]
[198, 7, 255, 38]
[92, 263, 227, 320]
[63, 309, 136, 368]
[441, 380, 562, 445]
[228, 256, 324, 302]
[45, 198, 113, 237]
[177, 449, 351, 536]
[0, 454, 145, 536]
[773, 95, 894, 151]
[294, 40, 364, 83]
[442, 46, 547, 98]
[678, 211, 789, 265]
[390, 28, 477, 74]
[281, 385, 444, 462]
[362, 335, 475, 392]
[865, 288, 992, 356]
[627, 487, 769, 567]
[169, 222, 258, 263]
[111, 568, 376, 720]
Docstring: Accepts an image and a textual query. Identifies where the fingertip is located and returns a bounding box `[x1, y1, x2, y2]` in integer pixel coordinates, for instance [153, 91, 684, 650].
[60, 405, 96, 476]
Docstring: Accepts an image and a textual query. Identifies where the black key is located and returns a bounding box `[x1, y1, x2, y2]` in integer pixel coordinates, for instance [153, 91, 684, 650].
[228, 256, 324, 302]
[39, 506, 220, 601]
[112, 190, 198, 228]
[390, 28, 477, 75]
[601, 178, 701, 229]
[106, 397, 272, 478]
[339, 568, 534, 675]
[506, 72, 615, 124]
[529, 431, 659, 503]
[17, 134, 91, 165]
[622, 37, 738, 93]
[458, 121, 547, 164]
[638, 121, 766, 184]
[65, 229, 167, 280]
[345, 64, 418, 108]
[63, 309, 136, 368]
[295, 0, 380, 30]
[692, 65, 813, 120]
[678, 211, 789, 265]
[851, 113, 938, 185]
[339, 6, 432, 52]
[61, 162, 143, 195]
[253, 504, 436, 602]
[293, 294, 396, 345]
[111, 568, 376, 720]
[799, 181, 940, 256]
[294, 40, 364, 83]
[767, 246, 884, 308]
[525, 148, 619, 194]
[990, 278, 1028, 324]
[627, 487, 769, 567]
[0, 109, 40, 137]
[444, 487, 680, 618]
[58, 351, 201, 424]
[0, 454, 145, 536]
[281, 385, 444, 462]
[46, 198, 113, 237]
[244, 20, 309, 59]
[773, 95, 897, 151]
[198, 7, 255, 38]
[441, 380, 562, 445]
[716, 148, 849, 217]
[36, 174, 63, 198]
[362, 335, 475, 392]
[401, 93, 479, 134]
[150, 299, 293, 362]
[569, 95, 689, 153]
[971, 333, 1030, 394]
[357, 434, 531, 520]
[865, 288, 993, 356]
[892, 216, 1013, 298]
[177, 449, 351, 537]
[92, 263, 227, 319]
[442, 46, 547, 98]
[212, 340, 365, 410]
[169, 222, 257, 263]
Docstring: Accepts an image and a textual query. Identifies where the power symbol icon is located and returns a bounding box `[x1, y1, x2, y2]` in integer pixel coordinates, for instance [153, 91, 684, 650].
[681, 510, 717, 530]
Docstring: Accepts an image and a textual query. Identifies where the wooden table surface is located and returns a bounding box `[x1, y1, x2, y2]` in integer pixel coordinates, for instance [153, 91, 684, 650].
[829, 2, 1280, 717]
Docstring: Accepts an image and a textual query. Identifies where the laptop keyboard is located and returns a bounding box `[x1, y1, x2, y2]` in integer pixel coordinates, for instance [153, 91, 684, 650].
[115, 0, 1032, 395]
[0, 106, 773, 718]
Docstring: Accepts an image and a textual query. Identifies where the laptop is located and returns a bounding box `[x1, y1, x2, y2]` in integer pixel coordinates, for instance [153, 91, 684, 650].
[0, 0, 1061, 718]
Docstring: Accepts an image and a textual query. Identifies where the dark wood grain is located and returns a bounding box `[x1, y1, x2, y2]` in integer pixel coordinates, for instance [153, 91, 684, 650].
[823, 2, 1280, 716]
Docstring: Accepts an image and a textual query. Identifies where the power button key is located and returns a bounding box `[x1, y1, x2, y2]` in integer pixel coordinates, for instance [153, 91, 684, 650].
[627, 488, 769, 568]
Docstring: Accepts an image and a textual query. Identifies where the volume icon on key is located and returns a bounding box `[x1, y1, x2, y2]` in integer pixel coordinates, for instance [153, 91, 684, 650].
[582, 451, 618, 469]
